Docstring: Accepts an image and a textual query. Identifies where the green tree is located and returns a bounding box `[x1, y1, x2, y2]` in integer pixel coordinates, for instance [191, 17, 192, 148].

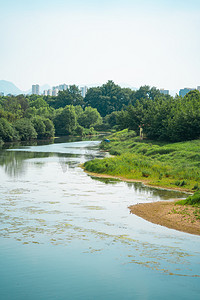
[32, 116, 46, 139]
[49, 86, 84, 109]
[53, 105, 77, 135]
[84, 81, 134, 117]
[14, 119, 37, 141]
[0, 118, 17, 142]
[30, 97, 48, 109]
[43, 118, 55, 138]
[78, 107, 102, 128]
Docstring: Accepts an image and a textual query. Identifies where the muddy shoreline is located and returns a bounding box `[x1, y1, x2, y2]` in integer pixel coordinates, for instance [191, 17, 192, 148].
[129, 201, 200, 236]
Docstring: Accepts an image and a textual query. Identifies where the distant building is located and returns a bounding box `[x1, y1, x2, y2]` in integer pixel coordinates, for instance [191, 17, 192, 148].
[0, 92, 4, 96]
[80, 86, 88, 98]
[43, 90, 48, 96]
[197, 86, 200, 92]
[58, 84, 68, 91]
[160, 89, 169, 95]
[47, 89, 52, 96]
[32, 84, 40, 95]
[52, 88, 59, 96]
[52, 84, 68, 93]
[179, 88, 195, 97]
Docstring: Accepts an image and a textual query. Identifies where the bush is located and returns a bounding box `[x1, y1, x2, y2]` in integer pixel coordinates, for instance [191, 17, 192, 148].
[142, 170, 151, 177]
[176, 192, 200, 206]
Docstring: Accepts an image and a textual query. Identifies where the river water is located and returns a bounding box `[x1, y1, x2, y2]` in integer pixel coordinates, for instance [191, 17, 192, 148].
[0, 137, 199, 299]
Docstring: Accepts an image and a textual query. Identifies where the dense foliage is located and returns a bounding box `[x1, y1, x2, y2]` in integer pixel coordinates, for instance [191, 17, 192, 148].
[111, 90, 200, 142]
[0, 85, 102, 142]
[1, 81, 200, 143]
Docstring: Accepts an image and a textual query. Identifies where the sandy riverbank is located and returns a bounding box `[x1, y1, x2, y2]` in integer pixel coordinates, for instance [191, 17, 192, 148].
[129, 201, 200, 236]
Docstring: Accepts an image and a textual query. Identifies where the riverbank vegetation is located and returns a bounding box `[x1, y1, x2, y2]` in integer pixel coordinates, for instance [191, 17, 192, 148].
[176, 191, 200, 206]
[0, 90, 102, 142]
[84, 129, 200, 192]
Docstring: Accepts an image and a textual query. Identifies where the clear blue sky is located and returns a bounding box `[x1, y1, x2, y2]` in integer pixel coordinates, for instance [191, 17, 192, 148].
[1, 0, 200, 91]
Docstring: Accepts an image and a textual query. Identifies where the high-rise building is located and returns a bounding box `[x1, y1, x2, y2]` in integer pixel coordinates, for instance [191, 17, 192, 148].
[80, 86, 88, 98]
[59, 84, 68, 91]
[160, 89, 169, 95]
[0, 92, 4, 96]
[197, 86, 200, 92]
[179, 88, 194, 97]
[32, 84, 40, 95]
[52, 88, 59, 96]
[47, 89, 52, 96]
[43, 90, 48, 96]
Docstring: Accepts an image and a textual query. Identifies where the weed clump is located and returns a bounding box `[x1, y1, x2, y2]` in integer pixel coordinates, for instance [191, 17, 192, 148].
[176, 192, 200, 206]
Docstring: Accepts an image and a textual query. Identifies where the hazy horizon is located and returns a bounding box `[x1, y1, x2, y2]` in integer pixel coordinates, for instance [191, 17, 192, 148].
[1, 0, 200, 91]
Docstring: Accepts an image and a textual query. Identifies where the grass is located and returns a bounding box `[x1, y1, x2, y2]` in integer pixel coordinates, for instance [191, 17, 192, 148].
[84, 129, 200, 191]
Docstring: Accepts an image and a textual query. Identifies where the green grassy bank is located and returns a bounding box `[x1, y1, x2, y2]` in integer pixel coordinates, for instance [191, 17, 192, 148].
[84, 129, 200, 192]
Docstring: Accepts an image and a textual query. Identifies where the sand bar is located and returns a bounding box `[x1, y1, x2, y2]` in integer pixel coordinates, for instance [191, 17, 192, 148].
[129, 201, 200, 236]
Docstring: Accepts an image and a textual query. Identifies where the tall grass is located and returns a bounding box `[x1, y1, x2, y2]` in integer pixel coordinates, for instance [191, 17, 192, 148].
[84, 130, 200, 191]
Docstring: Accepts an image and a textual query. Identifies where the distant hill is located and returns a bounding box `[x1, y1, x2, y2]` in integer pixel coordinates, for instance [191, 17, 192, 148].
[0, 80, 137, 96]
[0, 80, 51, 96]
[0, 80, 23, 95]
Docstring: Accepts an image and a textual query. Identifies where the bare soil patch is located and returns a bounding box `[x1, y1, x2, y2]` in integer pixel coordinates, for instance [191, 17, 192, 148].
[129, 201, 200, 236]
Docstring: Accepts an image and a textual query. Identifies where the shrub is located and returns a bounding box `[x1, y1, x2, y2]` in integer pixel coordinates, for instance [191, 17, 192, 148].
[142, 170, 151, 177]
[176, 192, 200, 206]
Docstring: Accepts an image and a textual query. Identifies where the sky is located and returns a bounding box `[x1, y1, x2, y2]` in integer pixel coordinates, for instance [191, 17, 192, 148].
[1, 0, 200, 92]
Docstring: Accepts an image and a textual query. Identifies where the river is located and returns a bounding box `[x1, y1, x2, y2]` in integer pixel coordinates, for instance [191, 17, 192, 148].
[0, 137, 199, 299]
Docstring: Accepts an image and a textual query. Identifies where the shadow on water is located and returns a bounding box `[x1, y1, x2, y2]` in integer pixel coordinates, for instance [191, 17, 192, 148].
[0, 149, 80, 177]
[0, 137, 104, 177]
[90, 176, 188, 199]
[0, 150, 53, 177]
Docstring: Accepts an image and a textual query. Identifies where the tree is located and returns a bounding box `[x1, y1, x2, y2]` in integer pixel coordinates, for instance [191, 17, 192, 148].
[84, 81, 134, 117]
[53, 105, 77, 135]
[30, 97, 48, 109]
[0, 118, 17, 142]
[49, 85, 84, 109]
[78, 107, 102, 128]
[32, 116, 46, 139]
[14, 119, 37, 141]
[43, 118, 55, 138]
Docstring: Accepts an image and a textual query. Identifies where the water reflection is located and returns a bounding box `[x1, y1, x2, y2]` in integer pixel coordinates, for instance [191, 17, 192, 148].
[0, 151, 51, 177]
[0, 139, 199, 284]
[91, 176, 187, 200]
[0, 138, 104, 177]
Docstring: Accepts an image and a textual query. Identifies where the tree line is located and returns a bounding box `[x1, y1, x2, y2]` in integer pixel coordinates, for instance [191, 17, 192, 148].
[1, 80, 200, 143]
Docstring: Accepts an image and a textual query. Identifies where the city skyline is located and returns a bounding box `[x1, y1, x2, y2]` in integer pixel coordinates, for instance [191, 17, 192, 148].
[1, 78, 200, 97]
[1, 0, 200, 91]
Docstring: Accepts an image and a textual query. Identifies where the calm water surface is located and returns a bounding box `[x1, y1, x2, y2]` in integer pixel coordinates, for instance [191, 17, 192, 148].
[0, 137, 199, 299]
